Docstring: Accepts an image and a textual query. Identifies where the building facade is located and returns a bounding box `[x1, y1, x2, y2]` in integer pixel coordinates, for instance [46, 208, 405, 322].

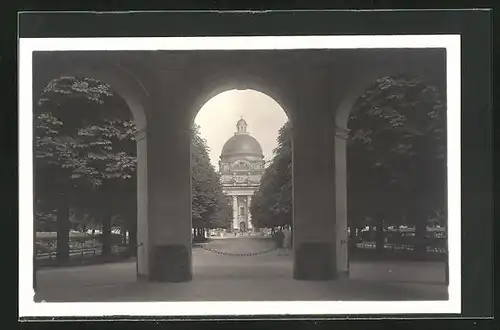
[219, 119, 265, 232]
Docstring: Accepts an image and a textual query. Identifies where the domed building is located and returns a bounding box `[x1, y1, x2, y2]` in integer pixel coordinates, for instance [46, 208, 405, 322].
[219, 118, 265, 232]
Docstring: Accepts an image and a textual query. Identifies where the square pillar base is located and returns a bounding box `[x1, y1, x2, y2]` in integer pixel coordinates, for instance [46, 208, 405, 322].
[293, 242, 338, 281]
[137, 273, 149, 281]
[338, 270, 350, 279]
[149, 244, 192, 282]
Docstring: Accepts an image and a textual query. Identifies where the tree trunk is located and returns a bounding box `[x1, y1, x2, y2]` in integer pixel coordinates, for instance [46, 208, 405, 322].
[193, 227, 206, 242]
[129, 219, 137, 256]
[121, 227, 127, 244]
[375, 214, 385, 254]
[192, 227, 198, 241]
[56, 193, 70, 263]
[414, 216, 427, 258]
[101, 215, 112, 256]
[412, 154, 431, 259]
[348, 225, 357, 250]
[349, 226, 356, 240]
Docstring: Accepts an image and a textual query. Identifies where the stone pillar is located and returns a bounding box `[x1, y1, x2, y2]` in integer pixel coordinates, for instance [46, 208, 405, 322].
[292, 66, 338, 280]
[335, 133, 349, 277]
[135, 126, 149, 279]
[146, 88, 192, 282]
[247, 195, 253, 230]
[232, 195, 238, 230]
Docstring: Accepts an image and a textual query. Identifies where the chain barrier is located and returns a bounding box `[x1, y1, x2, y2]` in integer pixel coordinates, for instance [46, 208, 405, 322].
[199, 245, 280, 257]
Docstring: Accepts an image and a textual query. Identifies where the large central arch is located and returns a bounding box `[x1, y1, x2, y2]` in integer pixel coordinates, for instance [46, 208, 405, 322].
[192, 83, 291, 239]
[184, 66, 339, 281]
[187, 70, 295, 126]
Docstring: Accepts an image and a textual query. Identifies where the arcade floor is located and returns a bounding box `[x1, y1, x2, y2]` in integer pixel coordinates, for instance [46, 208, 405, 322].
[34, 236, 448, 302]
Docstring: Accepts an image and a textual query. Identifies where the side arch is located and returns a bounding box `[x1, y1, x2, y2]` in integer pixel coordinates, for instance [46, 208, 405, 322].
[333, 63, 447, 277]
[32, 54, 151, 278]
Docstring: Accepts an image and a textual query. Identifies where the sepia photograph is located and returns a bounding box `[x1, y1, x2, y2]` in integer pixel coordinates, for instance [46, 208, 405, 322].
[19, 35, 461, 317]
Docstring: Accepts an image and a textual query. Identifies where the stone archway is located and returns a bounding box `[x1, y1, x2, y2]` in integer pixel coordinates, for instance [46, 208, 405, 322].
[187, 62, 340, 281]
[32, 52, 150, 279]
[332, 54, 447, 277]
[187, 71, 296, 127]
[34, 49, 446, 283]
[190, 76, 293, 240]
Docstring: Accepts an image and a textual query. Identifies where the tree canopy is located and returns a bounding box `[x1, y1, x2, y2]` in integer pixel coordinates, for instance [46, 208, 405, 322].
[191, 124, 231, 231]
[347, 74, 446, 228]
[35, 76, 137, 188]
[35, 76, 138, 260]
[250, 121, 292, 228]
[250, 74, 447, 245]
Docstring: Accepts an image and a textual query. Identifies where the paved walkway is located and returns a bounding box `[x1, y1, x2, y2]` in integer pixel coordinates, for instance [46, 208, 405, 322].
[34, 237, 448, 302]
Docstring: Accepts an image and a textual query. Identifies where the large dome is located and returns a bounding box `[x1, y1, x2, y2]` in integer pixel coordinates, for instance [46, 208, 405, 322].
[220, 118, 263, 158]
[221, 134, 263, 157]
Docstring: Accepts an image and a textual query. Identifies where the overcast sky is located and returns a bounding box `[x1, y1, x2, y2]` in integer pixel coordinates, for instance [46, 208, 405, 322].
[194, 90, 289, 169]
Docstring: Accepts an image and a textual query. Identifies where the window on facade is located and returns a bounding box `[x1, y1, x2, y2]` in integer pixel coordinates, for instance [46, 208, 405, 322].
[240, 206, 245, 216]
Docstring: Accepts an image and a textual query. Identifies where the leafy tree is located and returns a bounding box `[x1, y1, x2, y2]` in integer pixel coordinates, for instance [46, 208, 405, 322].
[207, 193, 232, 230]
[251, 75, 446, 259]
[35, 76, 137, 261]
[71, 100, 137, 255]
[251, 121, 292, 229]
[347, 74, 446, 255]
[191, 124, 230, 239]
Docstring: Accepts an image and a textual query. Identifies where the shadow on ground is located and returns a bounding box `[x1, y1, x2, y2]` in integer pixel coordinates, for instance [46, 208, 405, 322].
[34, 237, 448, 302]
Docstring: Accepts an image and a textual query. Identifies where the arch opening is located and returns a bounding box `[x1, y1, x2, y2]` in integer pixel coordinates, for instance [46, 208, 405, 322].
[338, 73, 447, 277]
[188, 72, 294, 127]
[33, 72, 149, 283]
[190, 88, 293, 253]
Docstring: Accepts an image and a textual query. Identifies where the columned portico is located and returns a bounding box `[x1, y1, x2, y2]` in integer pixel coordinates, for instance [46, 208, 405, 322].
[247, 196, 253, 230]
[219, 119, 264, 232]
[232, 195, 238, 230]
[227, 192, 255, 232]
[34, 49, 445, 283]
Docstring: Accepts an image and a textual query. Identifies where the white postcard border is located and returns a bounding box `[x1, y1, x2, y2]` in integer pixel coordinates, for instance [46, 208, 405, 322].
[19, 35, 461, 317]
